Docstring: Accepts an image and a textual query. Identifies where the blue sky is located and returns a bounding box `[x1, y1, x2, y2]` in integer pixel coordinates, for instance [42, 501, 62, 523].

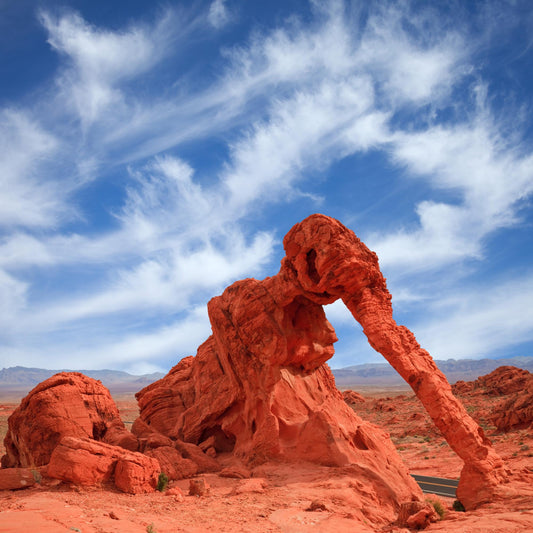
[1, 0, 532, 374]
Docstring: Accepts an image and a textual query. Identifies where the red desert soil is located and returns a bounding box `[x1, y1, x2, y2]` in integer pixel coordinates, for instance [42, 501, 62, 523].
[1, 388, 532, 533]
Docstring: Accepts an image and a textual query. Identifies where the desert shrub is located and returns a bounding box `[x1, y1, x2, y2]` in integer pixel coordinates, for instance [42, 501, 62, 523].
[157, 472, 169, 492]
[31, 469, 42, 484]
[146, 524, 156, 533]
[453, 500, 465, 512]
[426, 498, 445, 519]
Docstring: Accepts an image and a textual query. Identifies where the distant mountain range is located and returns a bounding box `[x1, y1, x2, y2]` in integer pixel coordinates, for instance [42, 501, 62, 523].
[332, 356, 533, 387]
[0, 366, 165, 395]
[0, 356, 531, 396]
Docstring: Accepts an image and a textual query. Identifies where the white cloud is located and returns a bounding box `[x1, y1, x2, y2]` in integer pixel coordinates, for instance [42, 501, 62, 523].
[208, 0, 230, 29]
[0, 152, 275, 338]
[0, 110, 63, 228]
[414, 273, 533, 359]
[0, 270, 28, 325]
[0, 305, 211, 372]
[223, 76, 381, 209]
[1, 1, 531, 374]
[39, 9, 171, 126]
[357, 4, 464, 105]
[369, 109, 533, 272]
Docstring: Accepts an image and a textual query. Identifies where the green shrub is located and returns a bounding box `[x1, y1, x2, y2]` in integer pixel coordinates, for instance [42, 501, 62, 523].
[426, 498, 445, 519]
[157, 472, 169, 492]
[453, 500, 465, 512]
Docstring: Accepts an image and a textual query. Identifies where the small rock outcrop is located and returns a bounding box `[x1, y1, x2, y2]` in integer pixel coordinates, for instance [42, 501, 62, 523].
[47, 436, 159, 493]
[342, 389, 366, 404]
[1, 372, 137, 469]
[0, 467, 41, 490]
[492, 389, 533, 432]
[453, 366, 533, 432]
[453, 366, 532, 396]
[135, 214, 506, 510]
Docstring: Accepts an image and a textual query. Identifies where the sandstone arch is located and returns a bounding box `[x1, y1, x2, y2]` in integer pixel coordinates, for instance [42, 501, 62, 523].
[135, 214, 507, 509]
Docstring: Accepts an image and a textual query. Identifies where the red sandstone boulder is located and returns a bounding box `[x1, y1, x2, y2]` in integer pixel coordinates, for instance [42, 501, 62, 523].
[47, 436, 159, 493]
[114, 456, 159, 494]
[492, 389, 533, 431]
[175, 440, 221, 473]
[189, 477, 209, 496]
[1, 372, 137, 468]
[144, 446, 198, 480]
[342, 389, 365, 404]
[0, 467, 41, 490]
[397, 501, 438, 530]
[452, 366, 533, 432]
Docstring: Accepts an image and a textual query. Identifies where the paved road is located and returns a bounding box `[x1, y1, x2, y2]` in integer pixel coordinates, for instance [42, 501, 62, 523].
[411, 474, 458, 498]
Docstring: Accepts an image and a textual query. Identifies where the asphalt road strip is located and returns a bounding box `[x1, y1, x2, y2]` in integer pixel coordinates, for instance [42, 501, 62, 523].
[411, 474, 458, 498]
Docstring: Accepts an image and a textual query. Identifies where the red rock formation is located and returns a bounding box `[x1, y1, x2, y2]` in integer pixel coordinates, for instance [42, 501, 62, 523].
[397, 501, 438, 529]
[1, 372, 137, 469]
[144, 446, 198, 480]
[492, 390, 533, 432]
[47, 436, 159, 493]
[453, 366, 532, 396]
[342, 389, 366, 404]
[0, 467, 41, 490]
[452, 366, 533, 432]
[136, 214, 506, 511]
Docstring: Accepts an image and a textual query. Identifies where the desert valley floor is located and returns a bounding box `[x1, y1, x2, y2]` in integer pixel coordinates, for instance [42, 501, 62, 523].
[1, 373, 532, 533]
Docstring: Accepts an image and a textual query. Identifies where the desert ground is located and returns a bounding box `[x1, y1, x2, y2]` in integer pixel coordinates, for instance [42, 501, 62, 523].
[1, 379, 532, 533]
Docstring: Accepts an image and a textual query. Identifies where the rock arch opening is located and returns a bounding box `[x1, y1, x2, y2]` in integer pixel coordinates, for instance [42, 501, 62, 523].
[133, 214, 507, 509]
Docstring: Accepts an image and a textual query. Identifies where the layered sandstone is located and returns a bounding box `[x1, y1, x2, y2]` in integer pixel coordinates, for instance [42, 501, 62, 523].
[342, 389, 366, 404]
[492, 390, 533, 431]
[136, 214, 506, 510]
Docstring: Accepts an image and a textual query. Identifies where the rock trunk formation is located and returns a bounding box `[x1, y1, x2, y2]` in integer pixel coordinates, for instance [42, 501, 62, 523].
[136, 214, 506, 509]
[284, 215, 507, 507]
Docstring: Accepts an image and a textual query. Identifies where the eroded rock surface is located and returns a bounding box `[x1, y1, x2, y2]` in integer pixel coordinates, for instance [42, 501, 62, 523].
[453, 366, 532, 396]
[1, 372, 137, 469]
[1, 214, 508, 518]
[135, 214, 506, 511]
[342, 389, 366, 404]
[453, 366, 533, 432]
[47, 436, 159, 493]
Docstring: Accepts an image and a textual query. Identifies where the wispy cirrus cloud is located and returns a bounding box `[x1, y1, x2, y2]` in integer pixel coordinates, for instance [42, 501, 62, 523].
[39, 8, 176, 127]
[0, 1, 531, 373]
[414, 272, 533, 359]
[369, 101, 533, 272]
[208, 0, 230, 29]
[0, 110, 62, 229]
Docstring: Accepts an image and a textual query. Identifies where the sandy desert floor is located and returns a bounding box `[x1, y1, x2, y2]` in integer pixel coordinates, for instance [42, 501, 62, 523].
[1, 388, 532, 533]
